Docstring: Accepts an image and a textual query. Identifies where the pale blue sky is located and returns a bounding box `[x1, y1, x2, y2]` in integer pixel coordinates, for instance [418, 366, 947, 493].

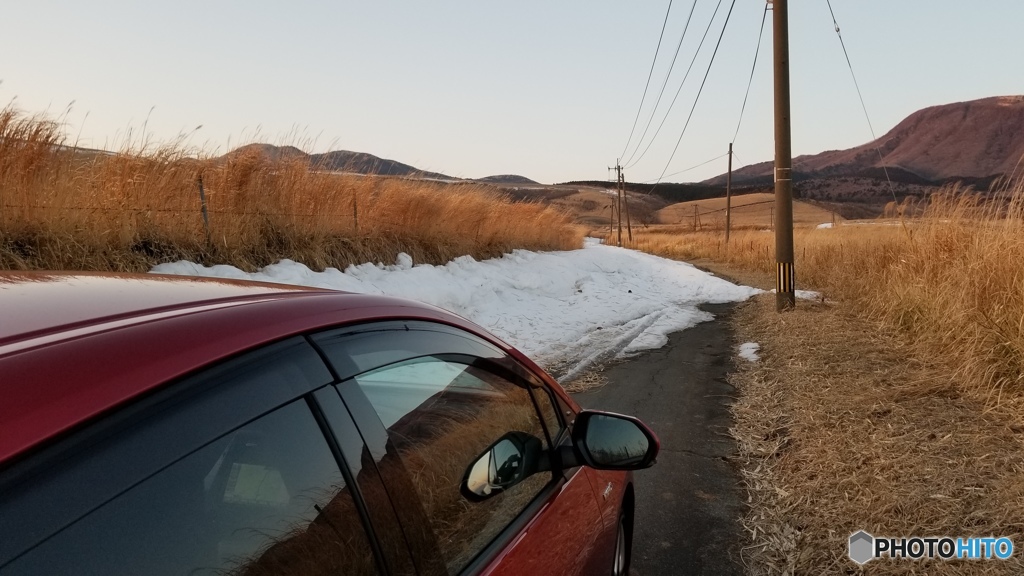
[2, 1, 1021, 184]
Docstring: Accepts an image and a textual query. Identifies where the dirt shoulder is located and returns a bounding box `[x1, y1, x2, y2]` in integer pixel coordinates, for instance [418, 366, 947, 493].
[726, 293, 1024, 574]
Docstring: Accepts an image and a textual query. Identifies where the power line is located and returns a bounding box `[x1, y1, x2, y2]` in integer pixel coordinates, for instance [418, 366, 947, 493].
[622, 0, 700, 168]
[653, 0, 738, 184]
[642, 152, 727, 182]
[732, 4, 768, 145]
[618, 0, 675, 161]
[824, 0, 899, 206]
[624, 0, 722, 170]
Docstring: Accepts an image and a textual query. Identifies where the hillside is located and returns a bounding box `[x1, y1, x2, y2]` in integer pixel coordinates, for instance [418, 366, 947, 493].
[707, 96, 1024, 187]
[476, 174, 539, 185]
[221, 144, 454, 180]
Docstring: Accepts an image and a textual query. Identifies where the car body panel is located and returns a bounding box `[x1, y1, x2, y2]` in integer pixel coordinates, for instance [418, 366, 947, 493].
[0, 271, 641, 576]
[480, 467, 614, 576]
[0, 273, 518, 465]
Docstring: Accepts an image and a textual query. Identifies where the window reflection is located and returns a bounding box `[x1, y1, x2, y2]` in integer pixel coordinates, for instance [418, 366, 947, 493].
[585, 414, 650, 467]
[6, 401, 378, 576]
[352, 358, 552, 573]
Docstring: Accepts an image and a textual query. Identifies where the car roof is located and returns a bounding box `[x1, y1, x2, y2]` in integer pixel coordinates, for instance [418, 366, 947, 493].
[0, 272, 500, 465]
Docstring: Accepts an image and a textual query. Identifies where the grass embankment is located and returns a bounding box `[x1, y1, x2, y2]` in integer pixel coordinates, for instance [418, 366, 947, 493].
[610, 184, 1024, 573]
[0, 106, 583, 272]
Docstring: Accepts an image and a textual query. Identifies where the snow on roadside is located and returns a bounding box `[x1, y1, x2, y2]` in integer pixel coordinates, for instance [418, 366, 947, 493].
[771, 288, 823, 301]
[152, 239, 761, 380]
[738, 342, 761, 362]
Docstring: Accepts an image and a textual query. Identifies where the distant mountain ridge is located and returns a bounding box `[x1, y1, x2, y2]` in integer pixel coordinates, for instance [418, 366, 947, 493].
[706, 96, 1024, 187]
[219, 144, 538, 184]
[222, 143, 454, 180]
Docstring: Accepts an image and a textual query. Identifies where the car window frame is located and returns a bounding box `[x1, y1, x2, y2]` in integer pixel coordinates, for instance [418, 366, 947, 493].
[309, 320, 570, 575]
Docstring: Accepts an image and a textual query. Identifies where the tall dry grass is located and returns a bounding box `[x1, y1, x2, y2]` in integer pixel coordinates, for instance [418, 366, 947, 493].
[0, 105, 583, 272]
[614, 181, 1024, 411]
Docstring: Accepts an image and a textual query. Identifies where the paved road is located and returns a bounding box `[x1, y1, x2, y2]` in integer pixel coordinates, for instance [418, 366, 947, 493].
[573, 303, 745, 576]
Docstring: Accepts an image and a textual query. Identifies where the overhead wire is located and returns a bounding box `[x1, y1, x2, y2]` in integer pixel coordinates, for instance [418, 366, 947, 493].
[618, 0, 675, 162]
[732, 4, 768, 145]
[824, 0, 899, 207]
[621, 0, 700, 168]
[624, 0, 722, 170]
[642, 152, 727, 183]
[652, 0, 738, 184]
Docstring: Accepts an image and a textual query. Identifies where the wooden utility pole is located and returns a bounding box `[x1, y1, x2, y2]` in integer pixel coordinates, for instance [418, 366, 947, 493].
[725, 143, 733, 243]
[614, 163, 623, 246]
[616, 163, 633, 244]
[771, 0, 796, 310]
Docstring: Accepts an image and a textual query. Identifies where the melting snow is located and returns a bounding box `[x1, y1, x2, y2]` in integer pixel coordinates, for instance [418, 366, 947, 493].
[152, 238, 761, 380]
[738, 342, 761, 362]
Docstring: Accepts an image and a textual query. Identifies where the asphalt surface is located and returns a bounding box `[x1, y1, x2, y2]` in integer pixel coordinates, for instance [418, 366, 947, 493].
[573, 303, 745, 576]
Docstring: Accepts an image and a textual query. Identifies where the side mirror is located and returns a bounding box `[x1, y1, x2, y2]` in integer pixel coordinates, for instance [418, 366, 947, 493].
[572, 411, 659, 470]
[461, 431, 546, 501]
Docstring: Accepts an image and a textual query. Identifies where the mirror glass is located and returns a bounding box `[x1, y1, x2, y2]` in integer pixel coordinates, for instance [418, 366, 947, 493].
[584, 414, 651, 467]
[463, 438, 524, 498]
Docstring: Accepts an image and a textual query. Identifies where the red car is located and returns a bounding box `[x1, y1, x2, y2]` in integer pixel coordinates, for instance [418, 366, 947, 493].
[0, 272, 657, 576]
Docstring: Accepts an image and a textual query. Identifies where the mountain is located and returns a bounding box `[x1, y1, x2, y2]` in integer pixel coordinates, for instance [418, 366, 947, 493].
[309, 150, 453, 180]
[221, 144, 454, 180]
[475, 175, 539, 185]
[706, 96, 1024, 187]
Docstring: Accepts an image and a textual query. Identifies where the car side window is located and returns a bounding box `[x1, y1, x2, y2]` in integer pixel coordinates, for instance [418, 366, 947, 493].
[3, 399, 379, 576]
[348, 356, 553, 574]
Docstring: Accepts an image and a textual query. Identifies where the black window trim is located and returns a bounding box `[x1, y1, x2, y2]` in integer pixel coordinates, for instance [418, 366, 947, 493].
[306, 392, 391, 576]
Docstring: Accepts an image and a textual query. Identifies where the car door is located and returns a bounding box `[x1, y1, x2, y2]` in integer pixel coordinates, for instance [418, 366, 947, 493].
[310, 320, 609, 576]
[0, 337, 397, 576]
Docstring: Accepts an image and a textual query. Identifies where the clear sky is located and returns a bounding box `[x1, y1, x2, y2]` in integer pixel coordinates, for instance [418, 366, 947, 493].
[2, 1, 1021, 184]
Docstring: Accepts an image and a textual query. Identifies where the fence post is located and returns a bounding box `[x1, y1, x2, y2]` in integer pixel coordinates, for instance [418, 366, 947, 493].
[197, 174, 211, 246]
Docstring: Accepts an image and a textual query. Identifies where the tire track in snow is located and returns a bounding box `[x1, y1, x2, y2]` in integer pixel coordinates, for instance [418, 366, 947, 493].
[552, 310, 664, 384]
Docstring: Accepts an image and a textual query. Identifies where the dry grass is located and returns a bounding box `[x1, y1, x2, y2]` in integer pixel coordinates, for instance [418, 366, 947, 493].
[655, 192, 841, 229]
[730, 294, 1024, 575]
[0, 105, 583, 272]
[611, 182, 1024, 414]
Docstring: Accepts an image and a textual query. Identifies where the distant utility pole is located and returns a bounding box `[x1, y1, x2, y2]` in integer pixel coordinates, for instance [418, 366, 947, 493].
[725, 143, 733, 243]
[610, 162, 632, 246]
[618, 163, 633, 244]
[771, 0, 796, 311]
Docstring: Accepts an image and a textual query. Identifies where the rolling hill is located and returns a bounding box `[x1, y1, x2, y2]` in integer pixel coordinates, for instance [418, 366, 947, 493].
[220, 144, 455, 180]
[706, 96, 1024, 188]
[219, 145, 540, 185]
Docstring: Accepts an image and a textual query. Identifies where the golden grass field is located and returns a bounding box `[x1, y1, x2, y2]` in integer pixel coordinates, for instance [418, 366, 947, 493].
[0, 105, 584, 272]
[612, 185, 1024, 412]
[654, 191, 842, 229]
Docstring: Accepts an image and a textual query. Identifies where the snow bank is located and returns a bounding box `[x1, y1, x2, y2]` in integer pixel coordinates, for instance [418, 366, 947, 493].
[152, 239, 761, 379]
